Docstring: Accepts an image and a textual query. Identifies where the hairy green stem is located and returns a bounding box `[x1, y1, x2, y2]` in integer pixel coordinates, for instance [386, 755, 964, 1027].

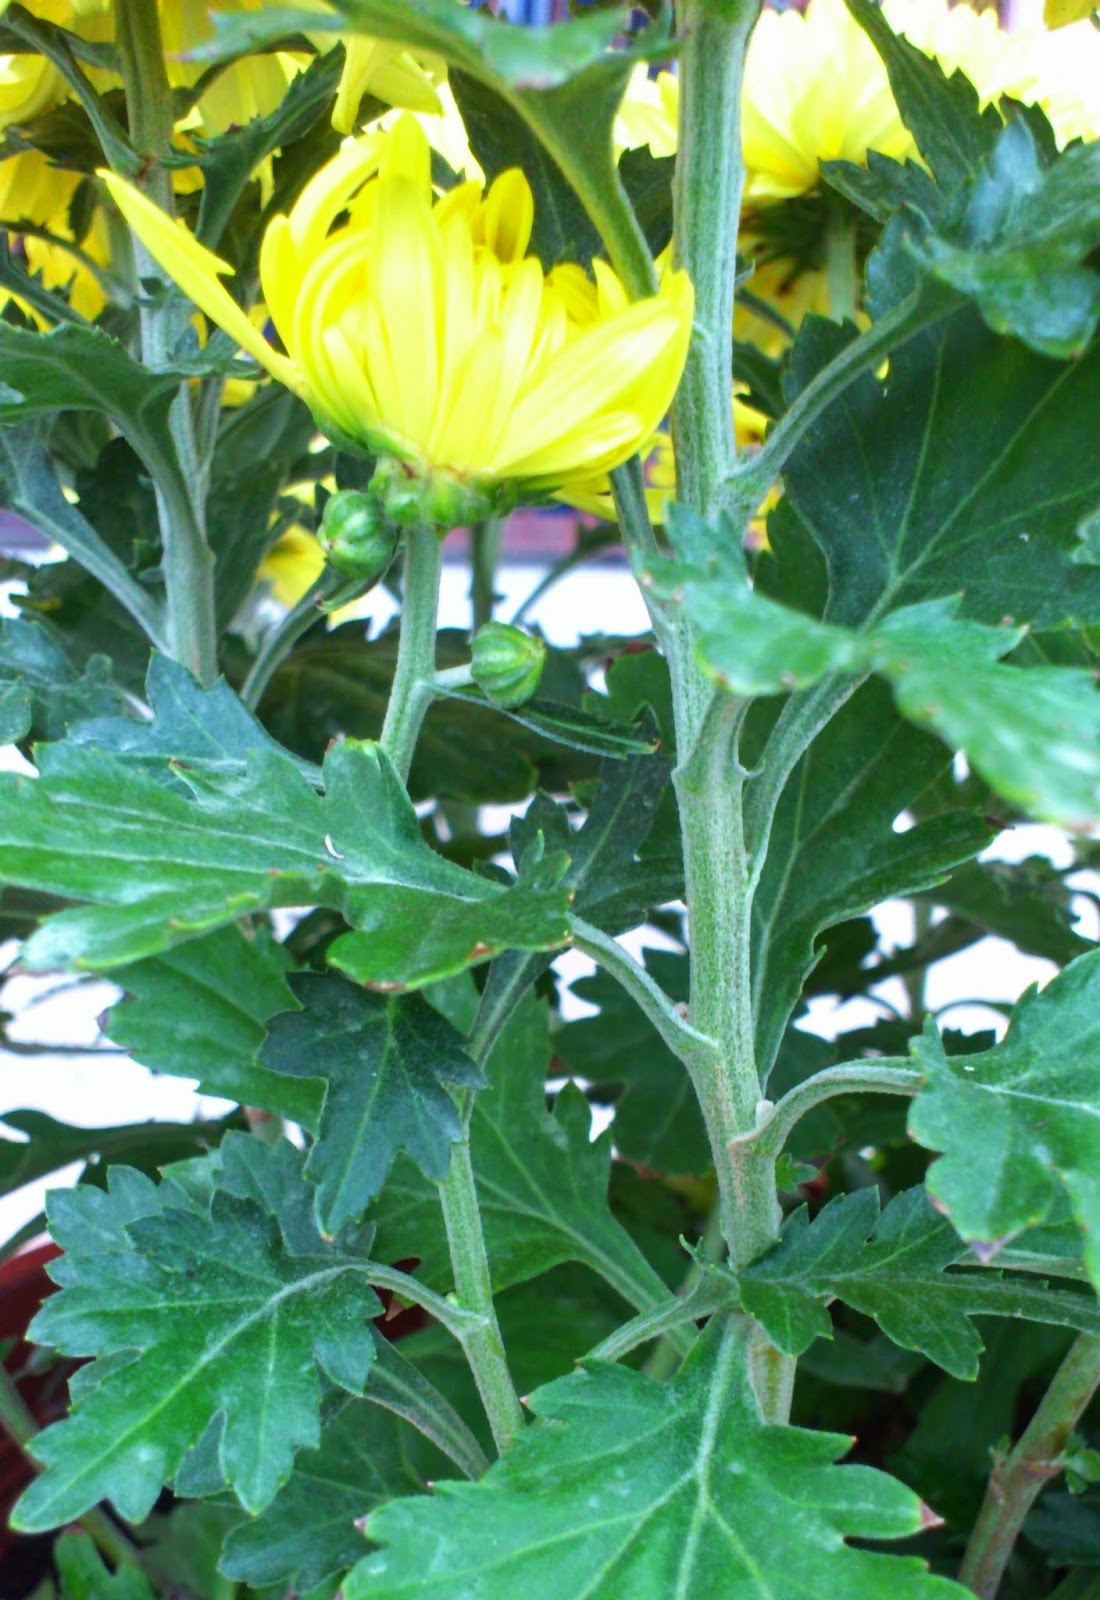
[379, 527, 444, 783]
[671, 0, 760, 518]
[824, 203, 860, 324]
[0, 1365, 140, 1569]
[438, 1115, 526, 1455]
[241, 568, 365, 710]
[116, 0, 218, 685]
[959, 1334, 1100, 1598]
[470, 517, 502, 631]
[364, 1260, 486, 1346]
[733, 1060, 922, 1159]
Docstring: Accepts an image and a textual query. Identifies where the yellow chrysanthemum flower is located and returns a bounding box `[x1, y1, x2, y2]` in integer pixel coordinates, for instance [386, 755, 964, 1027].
[100, 115, 694, 512]
[617, 0, 1097, 196]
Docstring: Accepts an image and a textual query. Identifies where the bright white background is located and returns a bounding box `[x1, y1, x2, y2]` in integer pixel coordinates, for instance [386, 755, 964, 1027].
[1, 555, 1095, 1244]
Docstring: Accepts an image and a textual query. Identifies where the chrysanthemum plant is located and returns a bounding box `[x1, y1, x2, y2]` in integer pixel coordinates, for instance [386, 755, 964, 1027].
[1, 0, 1100, 1595]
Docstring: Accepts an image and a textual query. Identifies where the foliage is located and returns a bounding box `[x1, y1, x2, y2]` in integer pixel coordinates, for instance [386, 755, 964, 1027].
[0, 1, 1098, 1598]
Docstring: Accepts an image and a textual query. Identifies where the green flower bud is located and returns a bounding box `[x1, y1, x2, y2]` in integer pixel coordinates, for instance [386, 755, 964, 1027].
[317, 490, 400, 584]
[471, 623, 547, 710]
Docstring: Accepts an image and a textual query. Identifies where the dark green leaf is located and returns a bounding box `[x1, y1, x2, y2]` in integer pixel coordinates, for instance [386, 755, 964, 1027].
[351, 1318, 965, 1600]
[920, 855, 1094, 967]
[443, 690, 660, 758]
[219, 1394, 433, 1594]
[740, 1187, 1100, 1381]
[559, 950, 708, 1176]
[0, 1109, 233, 1199]
[12, 1136, 382, 1531]
[260, 971, 483, 1233]
[371, 998, 674, 1315]
[910, 950, 1100, 1288]
[749, 678, 994, 1081]
[105, 924, 321, 1126]
[845, 0, 1001, 191]
[783, 309, 1100, 631]
[0, 736, 571, 984]
[917, 120, 1100, 357]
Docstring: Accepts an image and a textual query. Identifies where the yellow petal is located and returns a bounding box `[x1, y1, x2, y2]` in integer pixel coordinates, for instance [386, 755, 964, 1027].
[98, 170, 299, 390]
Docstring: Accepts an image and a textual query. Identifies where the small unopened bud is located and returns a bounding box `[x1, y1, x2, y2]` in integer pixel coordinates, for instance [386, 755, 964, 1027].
[317, 490, 400, 584]
[471, 622, 546, 710]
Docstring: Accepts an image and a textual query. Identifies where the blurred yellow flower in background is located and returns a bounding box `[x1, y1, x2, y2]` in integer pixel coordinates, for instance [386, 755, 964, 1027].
[101, 115, 694, 512]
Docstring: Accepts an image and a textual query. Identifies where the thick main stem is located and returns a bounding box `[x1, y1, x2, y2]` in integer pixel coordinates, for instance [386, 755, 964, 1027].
[379, 527, 444, 783]
[959, 1334, 1100, 1598]
[116, 0, 218, 685]
[665, 0, 790, 1420]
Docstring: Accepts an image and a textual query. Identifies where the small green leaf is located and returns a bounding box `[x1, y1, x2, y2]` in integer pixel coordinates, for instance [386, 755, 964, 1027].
[351, 1319, 966, 1599]
[910, 950, 1100, 1289]
[260, 972, 483, 1233]
[12, 1136, 382, 1531]
[740, 1187, 1100, 1381]
[105, 925, 321, 1127]
[0, 617, 122, 744]
[444, 692, 658, 758]
[54, 1532, 156, 1600]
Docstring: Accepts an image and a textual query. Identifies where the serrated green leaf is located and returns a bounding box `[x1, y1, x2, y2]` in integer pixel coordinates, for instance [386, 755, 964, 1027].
[71, 653, 315, 783]
[105, 924, 322, 1126]
[53, 1532, 156, 1600]
[260, 971, 483, 1233]
[740, 1187, 1100, 1381]
[845, 0, 1000, 192]
[0, 618, 122, 744]
[12, 1136, 382, 1532]
[218, 1394, 431, 1594]
[783, 309, 1100, 631]
[917, 120, 1100, 358]
[371, 998, 674, 1316]
[351, 1318, 966, 1600]
[0, 736, 571, 983]
[910, 950, 1100, 1289]
[872, 600, 1100, 830]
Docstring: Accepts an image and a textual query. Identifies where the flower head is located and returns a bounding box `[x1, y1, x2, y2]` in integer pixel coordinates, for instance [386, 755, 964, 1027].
[101, 116, 693, 515]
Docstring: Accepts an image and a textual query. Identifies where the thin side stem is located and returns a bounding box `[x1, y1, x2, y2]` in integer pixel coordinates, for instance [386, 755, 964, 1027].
[241, 569, 365, 710]
[824, 204, 860, 324]
[379, 527, 444, 783]
[570, 917, 719, 1067]
[364, 1261, 486, 1346]
[723, 288, 960, 526]
[645, 1200, 728, 1381]
[470, 517, 502, 631]
[733, 1060, 922, 1159]
[0, 1366, 140, 1569]
[959, 1334, 1100, 1599]
[438, 1116, 526, 1455]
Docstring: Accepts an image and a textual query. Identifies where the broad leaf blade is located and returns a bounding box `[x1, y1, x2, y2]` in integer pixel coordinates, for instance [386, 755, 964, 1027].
[351, 1319, 966, 1599]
